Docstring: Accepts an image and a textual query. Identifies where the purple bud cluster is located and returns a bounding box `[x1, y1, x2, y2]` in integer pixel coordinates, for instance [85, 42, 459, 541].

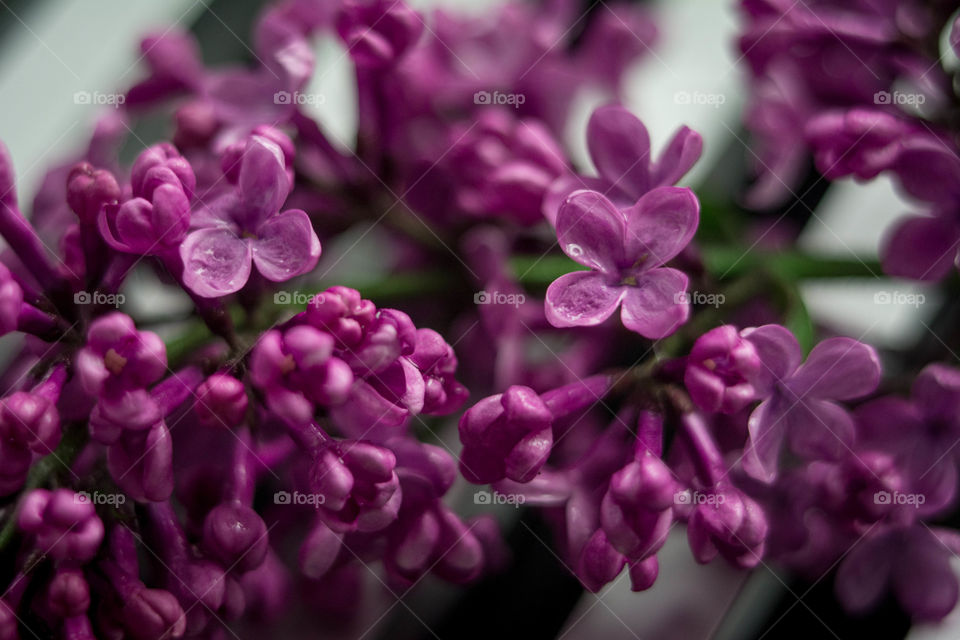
[0, 0, 958, 636]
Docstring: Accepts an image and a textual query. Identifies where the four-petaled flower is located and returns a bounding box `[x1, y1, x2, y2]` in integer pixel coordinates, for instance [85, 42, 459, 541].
[545, 187, 699, 339]
[180, 135, 321, 297]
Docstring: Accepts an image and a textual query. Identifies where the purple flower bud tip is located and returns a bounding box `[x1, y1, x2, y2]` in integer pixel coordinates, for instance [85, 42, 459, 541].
[122, 588, 186, 640]
[18, 489, 104, 562]
[194, 374, 248, 428]
[0, 390, 60, 453]
[336, 0, 423, 68]
[67, 162, 120, 224]
[576, 529, 625, 593]
[76, 313, 167, 397]
[686, 487, 767, 569]
[459, 385, 553, 484]
[48, 568, 90, 618]
[201, 503, 269, 572]
[130, 143, 195, 201]
[685, 325, 761, 414]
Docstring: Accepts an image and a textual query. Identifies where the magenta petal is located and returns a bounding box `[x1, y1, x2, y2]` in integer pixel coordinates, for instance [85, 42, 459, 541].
[504, 427, 552, 483]
[586, 105, 651, 195]
[252, 209, 321, 282]
[111, 198, 156, 254]
[239, 136, 290, 223]
[743, 397, 788, 483]
[624, 187, 699, 267]
[180, 227, 253, 298]
[542, 175, 607, 226]
[894, 535, 960, 621]
[545, 271, 624, 328]
[882, 215, 960, 281]
[835, 533, 894, 614]
[650, 126, 703, 188]
[785, 400, 855, 462]
[619, 268, 689, 339]
[787, 337, 881, 401]
[741, 324, 802, 389]
[555, 190, 625, 272]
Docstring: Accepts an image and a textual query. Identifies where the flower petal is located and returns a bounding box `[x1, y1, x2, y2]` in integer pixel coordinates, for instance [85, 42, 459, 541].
[787, 337, 881, 401]
[894, 529, 960, 621]
[741, 324, 802, 390]
[619, 268, 689, 339]
[239, 136, 290, 226]
[623, 186, 699, 267]
[835, 531, 894, 614]
[545, 271, 624, 328]
[586, 105, 651, 196]
[556, 190, 625, 272]
[742, 397, 788, 482]
[882, 215, 960, 281]
[785, 399, 855, 462]
[542, 175, 606, 226]
[180, 227, 252, 298]
[650, 126, 703, 188]
[252, 209, 321, 282]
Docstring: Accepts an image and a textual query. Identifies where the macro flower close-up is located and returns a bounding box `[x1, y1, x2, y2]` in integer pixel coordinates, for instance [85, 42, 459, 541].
[0, 0, 959, 639]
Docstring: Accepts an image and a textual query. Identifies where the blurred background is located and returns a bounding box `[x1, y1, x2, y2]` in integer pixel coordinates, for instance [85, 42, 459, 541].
[0, 0, 952, 638]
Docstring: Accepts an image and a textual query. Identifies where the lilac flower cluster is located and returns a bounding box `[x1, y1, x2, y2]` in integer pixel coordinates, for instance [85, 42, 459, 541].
[738, 0, 960, 281]
[0, 0, 958, 636]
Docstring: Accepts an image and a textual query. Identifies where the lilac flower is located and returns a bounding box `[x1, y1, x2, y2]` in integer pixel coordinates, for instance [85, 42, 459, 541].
[336, 0, 423, 69]
[408, 328, 468, 415]
[545, 187, 699, 338]
[407, 109, 567, 226]
[741, 325, 882, 482]
[855, 363, 960, 515]
[66, 162, 121, 224]
[18, 489, 104, 562]
[685, 325, 762, 414]
[180, 135, 321, 297]
[98, 144, 194, 256]
[194, 373, 249, 429]
[309, 439, 401, 532]
[250, 326, 354, 426]
[47, 568, 90, 619]
[383, 438, 485, 585]
[458, 375, 609, 484]
[543, 105, 702, 224]
[201, 502, 269, 572]
[600, 414, 675, 563]
[0, 365, 65, 454]
[685, 485, 768, 569]
[836, 525, 959, 621]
